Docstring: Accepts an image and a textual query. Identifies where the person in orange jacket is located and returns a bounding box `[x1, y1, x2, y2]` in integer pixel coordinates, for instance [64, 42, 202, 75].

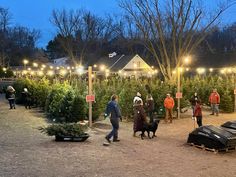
[164, 93, 175, 123]
[209, 88, 220, 116]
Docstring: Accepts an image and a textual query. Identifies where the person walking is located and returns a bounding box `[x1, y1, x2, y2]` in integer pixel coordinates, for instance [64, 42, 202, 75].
[5, 86, 16, 109]
[104, 94, 122, 143]
[164, 93, 175, 123]
[193, 100, 203, 127]
[133, 100, 147, 137]
[209, 89, 220, 116]
[21, 88, 32, 109]
[190, 92, 199, 116]
[145, 93, 154, 123]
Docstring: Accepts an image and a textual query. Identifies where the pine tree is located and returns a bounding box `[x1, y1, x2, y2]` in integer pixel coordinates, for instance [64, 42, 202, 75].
[220, 89, 234, 113]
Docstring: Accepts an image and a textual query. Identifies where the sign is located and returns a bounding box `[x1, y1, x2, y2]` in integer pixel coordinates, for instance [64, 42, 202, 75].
[234, 89, 236, 95]
[176, 92, 183, 99]
[86, 95, 95, 102]
[108, 52, 117, 58]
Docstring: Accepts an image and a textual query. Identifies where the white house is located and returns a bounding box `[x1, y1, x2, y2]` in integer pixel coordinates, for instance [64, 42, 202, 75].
[96, 54, 156, 77]
[51, 57, 69, 67]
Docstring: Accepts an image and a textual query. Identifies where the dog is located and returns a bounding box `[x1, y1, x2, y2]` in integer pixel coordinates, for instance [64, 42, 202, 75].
[141, 119, 160, 139]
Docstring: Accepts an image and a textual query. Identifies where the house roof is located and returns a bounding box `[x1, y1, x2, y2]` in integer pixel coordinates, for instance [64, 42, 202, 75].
[95, 54, 155, 72]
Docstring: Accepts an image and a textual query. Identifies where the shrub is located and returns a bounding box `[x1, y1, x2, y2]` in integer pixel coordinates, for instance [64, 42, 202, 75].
[45, 83, 72, 121]
[39, 123, 87, 136]
[93, 80, 115, 120]
[35, 78, 51, 108]
[0, 67, 14, 78]
[220, 89, 234, 113]
[70, 95, 87, 122]
[60, 89, 76, 122]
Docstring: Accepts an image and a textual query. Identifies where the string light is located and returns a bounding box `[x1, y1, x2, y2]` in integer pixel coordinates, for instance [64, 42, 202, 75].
[37, 71, 44, 76]
[196, 68, 206, 74]
[100, 65, 106, 71]
[60, 69, 67, 76]
[33, 62, 38, 67]
[11, 59, 236, 78]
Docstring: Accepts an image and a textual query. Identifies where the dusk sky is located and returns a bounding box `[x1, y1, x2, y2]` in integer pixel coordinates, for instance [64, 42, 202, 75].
[0, 0, 236, 48]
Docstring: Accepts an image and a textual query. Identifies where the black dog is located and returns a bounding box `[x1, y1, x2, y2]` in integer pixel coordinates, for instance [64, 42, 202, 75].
[141, 119, 160, 139]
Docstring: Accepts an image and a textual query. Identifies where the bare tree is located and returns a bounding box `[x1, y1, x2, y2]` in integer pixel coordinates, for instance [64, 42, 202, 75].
[0, 7, 12, 66]
[0, 7, 11, 32]
[50, 9, 121, 64]
[51, 9, 83, 63]
[119, 0, 236, 80]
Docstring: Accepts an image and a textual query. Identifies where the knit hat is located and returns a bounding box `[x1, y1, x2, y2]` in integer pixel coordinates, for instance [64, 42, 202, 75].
[137, 92, 141, 97]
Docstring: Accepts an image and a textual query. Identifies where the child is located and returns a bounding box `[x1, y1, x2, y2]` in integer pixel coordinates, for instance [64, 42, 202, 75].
[193, 100, 202, 127]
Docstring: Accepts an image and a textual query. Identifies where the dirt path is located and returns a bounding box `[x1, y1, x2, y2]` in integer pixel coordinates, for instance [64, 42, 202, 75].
[0, 94, 236, 177]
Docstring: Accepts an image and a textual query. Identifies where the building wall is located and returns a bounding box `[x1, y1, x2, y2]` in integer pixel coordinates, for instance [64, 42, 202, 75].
[121, 55, 154, 77]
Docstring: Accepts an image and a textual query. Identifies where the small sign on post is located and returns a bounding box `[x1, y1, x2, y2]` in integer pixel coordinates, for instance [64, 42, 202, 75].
[86, 95, 95, 102]
[176, 92, 183, 99]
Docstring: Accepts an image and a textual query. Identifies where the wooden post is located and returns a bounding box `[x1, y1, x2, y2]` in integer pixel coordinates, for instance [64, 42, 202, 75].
[88, 66, 93, 127]
[234, 73, 236, 112]
[177, 67, 180, 119]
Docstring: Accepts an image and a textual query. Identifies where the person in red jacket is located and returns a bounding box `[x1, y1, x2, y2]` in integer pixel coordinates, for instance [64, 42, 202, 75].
[209, 89, 220, 116]
[164, 93, 175, 123]
[193, 100, 202, 127]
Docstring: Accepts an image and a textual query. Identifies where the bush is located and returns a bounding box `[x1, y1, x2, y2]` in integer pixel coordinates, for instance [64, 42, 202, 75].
[45, 83, 72, 121]
[93, 80, 115, 120]
[39, 123, 87, 136]
[220, 89, 234, 113]
[35, 78, 51, 108]
[70, 95, 87, 122]
[0, 67, 14, 78]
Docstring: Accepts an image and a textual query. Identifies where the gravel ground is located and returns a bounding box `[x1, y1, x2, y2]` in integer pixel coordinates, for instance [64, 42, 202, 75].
[0, 94, 236, 177]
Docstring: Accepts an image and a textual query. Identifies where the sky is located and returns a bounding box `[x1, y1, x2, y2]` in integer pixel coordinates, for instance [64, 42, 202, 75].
[0, 0, 236, 48]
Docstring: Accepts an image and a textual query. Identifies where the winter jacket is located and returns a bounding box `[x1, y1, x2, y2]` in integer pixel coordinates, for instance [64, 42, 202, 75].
[22, 91, 32, 102]
[146, 98, 154, 112]
[6, 91, 15, 100]
[164, 97, 175, 109]
[133, 105, 147, 132]
[105, 100, 121, 119]
[209, 92, 220, 104]
[194, 103, 202, 117]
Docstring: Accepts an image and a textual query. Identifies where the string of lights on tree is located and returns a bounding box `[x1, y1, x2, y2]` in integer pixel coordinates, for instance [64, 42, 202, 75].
[6, 59, 236, 77]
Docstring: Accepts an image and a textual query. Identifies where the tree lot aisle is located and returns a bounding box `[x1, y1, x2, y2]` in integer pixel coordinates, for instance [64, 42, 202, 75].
[0, 95, 236, 177]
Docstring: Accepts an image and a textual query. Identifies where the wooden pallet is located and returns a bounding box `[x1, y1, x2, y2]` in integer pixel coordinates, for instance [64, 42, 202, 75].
[188, 143, 236, 154]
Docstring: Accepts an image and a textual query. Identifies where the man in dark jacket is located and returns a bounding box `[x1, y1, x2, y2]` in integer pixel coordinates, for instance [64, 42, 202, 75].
[145, 94, 154, 123]
[105, 94, 122, 143]
[21, 88, 32, 109]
